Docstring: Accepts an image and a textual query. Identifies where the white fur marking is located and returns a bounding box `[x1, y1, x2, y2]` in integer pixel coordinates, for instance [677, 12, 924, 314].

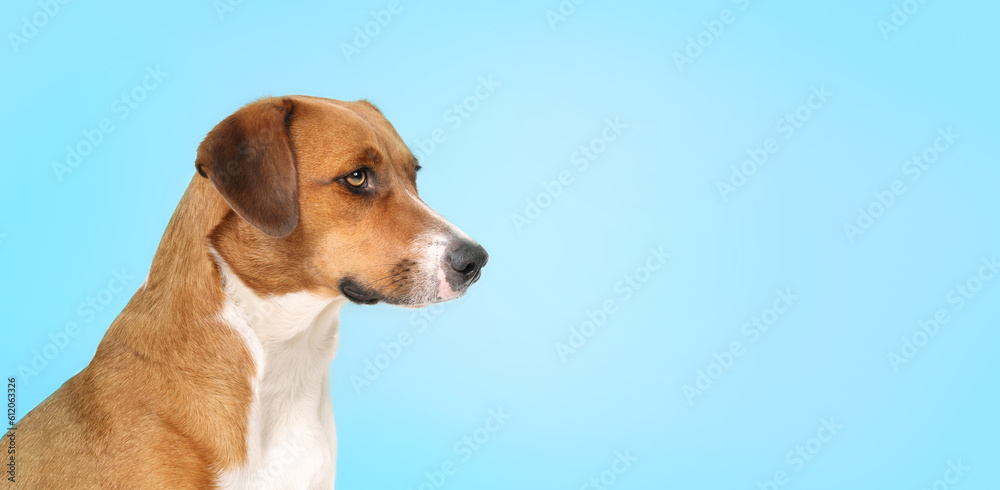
[212, 251, 346, 490]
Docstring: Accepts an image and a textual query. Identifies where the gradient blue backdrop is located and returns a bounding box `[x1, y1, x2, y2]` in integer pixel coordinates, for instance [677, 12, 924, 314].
[2, 1, 998, 488]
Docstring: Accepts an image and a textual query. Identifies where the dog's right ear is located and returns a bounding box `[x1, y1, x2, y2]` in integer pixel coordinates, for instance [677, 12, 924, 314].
[195, 98, 299, 238]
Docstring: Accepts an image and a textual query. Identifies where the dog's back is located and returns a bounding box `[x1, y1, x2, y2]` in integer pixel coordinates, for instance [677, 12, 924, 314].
[7, 180, 254, 489]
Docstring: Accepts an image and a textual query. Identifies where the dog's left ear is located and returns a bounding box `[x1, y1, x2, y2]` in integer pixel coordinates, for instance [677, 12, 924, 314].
[195, 98, 299, 238]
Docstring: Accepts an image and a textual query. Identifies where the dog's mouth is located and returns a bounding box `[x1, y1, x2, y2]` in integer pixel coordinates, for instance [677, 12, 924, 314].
[338, 278, 381, 305]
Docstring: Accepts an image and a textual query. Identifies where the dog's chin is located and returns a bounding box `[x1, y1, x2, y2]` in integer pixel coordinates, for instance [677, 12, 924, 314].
[388, 291, 466, 309]
[338, 277, 467, 308]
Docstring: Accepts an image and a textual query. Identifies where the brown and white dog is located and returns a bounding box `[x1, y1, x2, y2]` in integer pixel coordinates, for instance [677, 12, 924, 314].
[5, 96, 488, 488]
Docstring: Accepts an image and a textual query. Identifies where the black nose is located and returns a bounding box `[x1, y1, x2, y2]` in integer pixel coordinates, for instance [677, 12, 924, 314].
[449, 242, 489, 278]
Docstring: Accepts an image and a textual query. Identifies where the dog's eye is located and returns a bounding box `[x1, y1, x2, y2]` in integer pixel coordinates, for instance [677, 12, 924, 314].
[345, 169, 367, 187]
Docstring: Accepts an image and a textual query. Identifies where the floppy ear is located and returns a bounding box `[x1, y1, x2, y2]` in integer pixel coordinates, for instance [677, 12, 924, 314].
[195, 97, 299, 238]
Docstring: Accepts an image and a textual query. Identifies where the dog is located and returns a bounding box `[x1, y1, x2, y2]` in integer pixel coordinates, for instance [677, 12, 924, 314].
[5, 96, 488, 488]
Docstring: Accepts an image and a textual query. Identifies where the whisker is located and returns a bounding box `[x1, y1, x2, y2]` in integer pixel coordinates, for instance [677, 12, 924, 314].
[372, 269, 408, 284]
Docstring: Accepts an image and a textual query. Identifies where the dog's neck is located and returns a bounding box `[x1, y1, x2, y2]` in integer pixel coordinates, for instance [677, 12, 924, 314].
[212, 252, 344, 487]
[213, 249, 346, 411]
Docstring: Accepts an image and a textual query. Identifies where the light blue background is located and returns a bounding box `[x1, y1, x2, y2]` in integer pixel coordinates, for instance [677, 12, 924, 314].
[2, 0, 999, 488]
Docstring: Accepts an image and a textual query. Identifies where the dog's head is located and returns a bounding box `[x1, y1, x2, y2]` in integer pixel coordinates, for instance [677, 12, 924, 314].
[196, 96, 487, 307]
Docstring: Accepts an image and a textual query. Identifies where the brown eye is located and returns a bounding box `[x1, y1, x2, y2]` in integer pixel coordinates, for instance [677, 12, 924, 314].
[345, 169, 367, 187]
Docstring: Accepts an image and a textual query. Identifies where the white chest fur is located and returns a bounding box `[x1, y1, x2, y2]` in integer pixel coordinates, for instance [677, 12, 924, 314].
[212, 256, 346, 490]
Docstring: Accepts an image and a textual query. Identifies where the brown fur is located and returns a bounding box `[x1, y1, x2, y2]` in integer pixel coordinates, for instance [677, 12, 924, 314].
[5, 96, 446, 488]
